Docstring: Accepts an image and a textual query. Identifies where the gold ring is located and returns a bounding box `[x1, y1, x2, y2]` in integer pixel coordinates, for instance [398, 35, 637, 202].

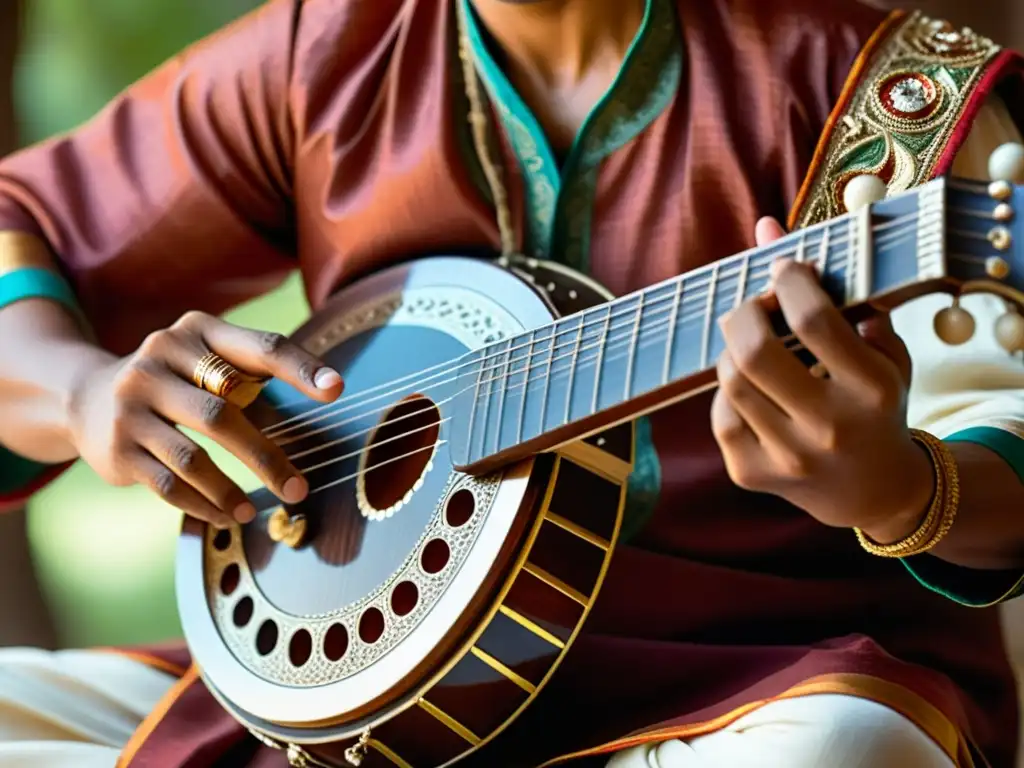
[192, 352, 265, 407]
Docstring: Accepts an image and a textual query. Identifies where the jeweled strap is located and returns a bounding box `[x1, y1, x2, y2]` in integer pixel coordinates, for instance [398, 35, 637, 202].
[788, 11, 1007, 231]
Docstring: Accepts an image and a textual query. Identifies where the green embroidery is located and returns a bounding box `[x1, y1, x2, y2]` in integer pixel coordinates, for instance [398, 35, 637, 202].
[839, 137, 888, 174]
[460, 0, 681, 537]
[894, 129, 940, 155]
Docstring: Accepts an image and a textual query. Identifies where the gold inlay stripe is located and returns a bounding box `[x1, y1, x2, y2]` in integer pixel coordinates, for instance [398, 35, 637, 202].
[523, 563, 589, 606]
[546, 511, 610, 550]
[369, 740, 414, 768]
[498, 605, 566, 649]
[557, 441, 633, 484]
[417, 698, 481, 745]
[470, 646, 537, 694]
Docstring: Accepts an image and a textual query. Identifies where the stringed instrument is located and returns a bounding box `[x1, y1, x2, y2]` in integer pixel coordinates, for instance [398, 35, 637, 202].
[176, 172, 1024, 768]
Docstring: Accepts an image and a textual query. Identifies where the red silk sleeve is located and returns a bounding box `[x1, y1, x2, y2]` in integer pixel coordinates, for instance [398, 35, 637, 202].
[0, 0, 301, 355]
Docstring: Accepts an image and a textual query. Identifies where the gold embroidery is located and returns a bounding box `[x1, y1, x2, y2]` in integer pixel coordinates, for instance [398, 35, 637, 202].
[792, 13, 1002, 230]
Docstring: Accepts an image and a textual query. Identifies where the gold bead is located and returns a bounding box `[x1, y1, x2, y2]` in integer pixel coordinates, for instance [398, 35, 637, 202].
[994, 203, 1015, 222]
[933, 300, 976, 346]
[986, 256, 1011, 280]
[988, 226, 1012, 251]
[995, 309, 1024, 353]
[989, 180, 1013, 200]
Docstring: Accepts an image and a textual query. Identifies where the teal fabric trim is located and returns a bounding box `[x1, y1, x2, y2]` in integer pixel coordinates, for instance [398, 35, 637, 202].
[620, 416, 662, 544]
[944, 425, 1024, 482]
[0, 446, 51, 496]
[900, 555, 1024, 608]
[0, 268, 79, 315]
[900, 425, 1024, 607]
[460, 0, 682, 271]
[460, 0, 561, 256]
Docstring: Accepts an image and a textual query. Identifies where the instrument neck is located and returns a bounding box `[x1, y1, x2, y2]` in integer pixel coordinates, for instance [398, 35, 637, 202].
[449, 181, 949, 473]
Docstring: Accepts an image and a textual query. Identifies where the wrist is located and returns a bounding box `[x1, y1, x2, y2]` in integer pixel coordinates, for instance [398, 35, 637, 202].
[858, 435, 937, 546]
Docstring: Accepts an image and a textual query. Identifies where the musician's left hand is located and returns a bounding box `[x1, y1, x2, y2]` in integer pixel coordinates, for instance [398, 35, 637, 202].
[710, 216, 934, 543]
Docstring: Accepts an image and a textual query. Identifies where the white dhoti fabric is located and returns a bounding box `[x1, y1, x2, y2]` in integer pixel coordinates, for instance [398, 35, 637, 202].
[0, 648, 954, 768]
[605, 695, 955, 768]
[0, 648, 175, 768]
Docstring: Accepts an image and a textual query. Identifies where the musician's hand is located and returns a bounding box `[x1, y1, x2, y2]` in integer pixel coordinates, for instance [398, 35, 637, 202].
[710, 217, 934, 542]
[66, 311, 344, 528]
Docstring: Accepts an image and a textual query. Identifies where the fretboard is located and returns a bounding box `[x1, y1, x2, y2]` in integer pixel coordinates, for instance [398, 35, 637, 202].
[448, 182, 947, 471]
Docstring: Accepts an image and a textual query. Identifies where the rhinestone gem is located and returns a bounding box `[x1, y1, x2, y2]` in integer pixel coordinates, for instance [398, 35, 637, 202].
[890, 78, 930, 113]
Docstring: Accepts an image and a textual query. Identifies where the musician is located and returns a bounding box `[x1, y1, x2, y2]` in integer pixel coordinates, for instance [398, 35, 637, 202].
[0, 0, 1022, 765]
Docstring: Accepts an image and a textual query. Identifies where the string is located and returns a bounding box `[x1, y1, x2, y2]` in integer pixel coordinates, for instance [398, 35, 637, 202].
[265, 211, 925, 446]
[266, 217, 929, 456]
[264, 210, 924, 437]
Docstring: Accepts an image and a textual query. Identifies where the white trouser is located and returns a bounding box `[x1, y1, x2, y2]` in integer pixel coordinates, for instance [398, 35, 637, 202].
[0, 649, 956, 768]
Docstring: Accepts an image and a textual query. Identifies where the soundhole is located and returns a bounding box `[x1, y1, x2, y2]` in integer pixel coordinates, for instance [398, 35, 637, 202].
[324, 624, 349, 661]
[359, 608, 386, 644]
[233, 596, 254, 628]
[212, 529, 232, 551]
[359, 395, 441, 519]
[220, 563, 240, 596]
[421, 538, 450, 574]
[289, 629, 313, 667]
[256, 620, 279, 656]
[391, 580, 419, 617]
[445, 489, 475, 527]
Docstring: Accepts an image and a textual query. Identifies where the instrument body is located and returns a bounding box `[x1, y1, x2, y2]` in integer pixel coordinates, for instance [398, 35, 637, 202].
[178, 256, 634, 767]
[178, 176, 1024, 767]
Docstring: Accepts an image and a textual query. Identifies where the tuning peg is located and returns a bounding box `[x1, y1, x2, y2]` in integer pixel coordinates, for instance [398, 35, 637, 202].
[933, 298, 976, 346]
[989, 142, 1024, 184]
[843, 174, 887, 213]
[995, 305, 1024, 354]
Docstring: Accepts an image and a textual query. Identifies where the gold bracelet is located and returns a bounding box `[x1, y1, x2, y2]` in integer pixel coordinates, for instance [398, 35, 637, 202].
[854, 429, 961, 558]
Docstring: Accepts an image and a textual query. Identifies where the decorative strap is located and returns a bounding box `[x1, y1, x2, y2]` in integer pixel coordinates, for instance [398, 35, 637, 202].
[788, 11, 1005, 231]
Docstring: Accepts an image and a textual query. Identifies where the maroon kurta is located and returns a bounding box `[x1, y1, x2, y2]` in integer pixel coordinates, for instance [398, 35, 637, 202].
[0, 0, 1020, 765]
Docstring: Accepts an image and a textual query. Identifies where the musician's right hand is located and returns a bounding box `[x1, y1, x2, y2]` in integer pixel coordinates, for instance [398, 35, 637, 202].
[65, 311, 344, 528]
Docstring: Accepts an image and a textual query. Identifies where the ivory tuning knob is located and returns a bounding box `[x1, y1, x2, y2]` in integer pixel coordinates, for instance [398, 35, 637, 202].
[995, 307, 1024, 353]
[933, 299, 976, 346]
[988, 142, 1024, 184]
[843, 174, 888, 213]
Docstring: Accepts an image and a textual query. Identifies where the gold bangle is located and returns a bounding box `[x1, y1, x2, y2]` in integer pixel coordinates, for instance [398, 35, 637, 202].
[854, 429, 961, 558]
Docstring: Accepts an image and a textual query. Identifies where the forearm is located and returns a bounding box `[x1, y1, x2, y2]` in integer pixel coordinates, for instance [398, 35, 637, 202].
[0, 298, 113, 464]
[862, 441, 1024, 571]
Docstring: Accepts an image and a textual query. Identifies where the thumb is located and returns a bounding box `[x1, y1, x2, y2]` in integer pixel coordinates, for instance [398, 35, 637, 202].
[755, 217, 787, 246]
[858, 312, 912, 385]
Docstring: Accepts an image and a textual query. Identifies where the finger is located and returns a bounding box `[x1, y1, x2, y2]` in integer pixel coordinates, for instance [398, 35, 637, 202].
[717, 350, 794, 444]
[710, 390, 766, 492]
[147, 373, 309, 505]
[170, 314, 343, 403]
[129, 451, 234, 528]
[771, 259, 887, 383]
[135, 417, 257, 524]
[858, 312, 912, 386]
[719, 296, 824, 420]
[755, 217, 787, 246]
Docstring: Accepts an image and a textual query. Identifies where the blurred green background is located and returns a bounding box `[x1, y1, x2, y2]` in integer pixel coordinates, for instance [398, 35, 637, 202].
[15, 0, 310, 648]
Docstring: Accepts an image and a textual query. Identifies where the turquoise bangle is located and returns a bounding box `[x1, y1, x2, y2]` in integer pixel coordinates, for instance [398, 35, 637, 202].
[945, 425, 1024, 483]
[0, 267, 80, 314]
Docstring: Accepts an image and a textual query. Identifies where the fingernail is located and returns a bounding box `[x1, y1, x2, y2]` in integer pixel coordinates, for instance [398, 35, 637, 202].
[314, 368, 342, 389]
[233, 502, 257, 524]
[283, 476, 308, 503]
